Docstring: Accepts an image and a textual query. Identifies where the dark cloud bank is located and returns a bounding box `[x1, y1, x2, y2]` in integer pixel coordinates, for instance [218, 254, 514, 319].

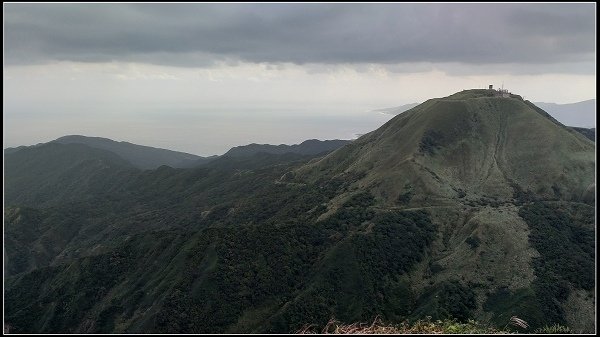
[4, 3, 595, 70]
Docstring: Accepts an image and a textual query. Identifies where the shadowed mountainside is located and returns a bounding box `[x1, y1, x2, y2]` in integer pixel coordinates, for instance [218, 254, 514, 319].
[571, 127, 595, 142]
[52, 135, 214, 169]
[4, 142, 138, 208]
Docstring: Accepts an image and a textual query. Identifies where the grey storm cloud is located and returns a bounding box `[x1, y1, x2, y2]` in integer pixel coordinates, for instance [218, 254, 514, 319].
[4, 3, 596, 67]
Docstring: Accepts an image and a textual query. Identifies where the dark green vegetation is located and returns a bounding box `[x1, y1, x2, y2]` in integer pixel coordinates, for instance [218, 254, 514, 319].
[4, 153, 435, 333]
[4, 90, 595, 333]
[222, 139, 352, 158]
[204, 151, 319, 171]
[478, 201, 595, 331]
[419, 130, 445, 155]
[52, 135, 213, 169]
[412, 281, 477, 322]
[4, 142, 137, 207]
[517, 202, 594, 326]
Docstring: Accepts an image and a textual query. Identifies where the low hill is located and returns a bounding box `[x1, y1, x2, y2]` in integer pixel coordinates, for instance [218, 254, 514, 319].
[52, 135, 214, 169]
[5, 142, 138, 207]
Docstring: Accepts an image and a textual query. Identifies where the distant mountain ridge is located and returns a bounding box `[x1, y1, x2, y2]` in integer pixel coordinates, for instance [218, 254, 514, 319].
[223, 139, 352, 158]
[5, 136, 353, 171]
[571, 127, 595, 142]
[533, 99, 595, 128]
[373, 103, 420, 115]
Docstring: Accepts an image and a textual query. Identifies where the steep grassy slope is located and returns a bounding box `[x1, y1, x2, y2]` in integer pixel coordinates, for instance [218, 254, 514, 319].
[296, 90, 594, 205]
[4, 90, 596, 333]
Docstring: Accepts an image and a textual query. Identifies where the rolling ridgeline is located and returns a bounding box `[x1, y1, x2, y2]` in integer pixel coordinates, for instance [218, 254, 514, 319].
[4, 89, 596, 333]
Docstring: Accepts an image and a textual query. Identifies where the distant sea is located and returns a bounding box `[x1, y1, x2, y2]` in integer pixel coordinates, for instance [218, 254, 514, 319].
[5, 104, 395, 157]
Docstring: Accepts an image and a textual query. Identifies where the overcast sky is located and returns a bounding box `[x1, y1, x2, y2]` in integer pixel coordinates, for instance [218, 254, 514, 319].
[4, 3, 596, 155]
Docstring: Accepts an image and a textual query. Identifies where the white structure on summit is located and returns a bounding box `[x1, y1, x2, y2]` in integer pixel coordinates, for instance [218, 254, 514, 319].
[488, 84, 510, 98]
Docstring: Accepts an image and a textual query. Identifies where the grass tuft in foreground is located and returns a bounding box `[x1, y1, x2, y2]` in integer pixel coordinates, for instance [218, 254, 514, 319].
[296, 316, 572, 334]
[297, 317, 505, 334]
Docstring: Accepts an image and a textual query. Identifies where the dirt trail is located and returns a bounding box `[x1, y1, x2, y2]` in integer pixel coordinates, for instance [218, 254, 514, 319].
[482, 105, 517, 194]
[371, 205, 454, 212]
